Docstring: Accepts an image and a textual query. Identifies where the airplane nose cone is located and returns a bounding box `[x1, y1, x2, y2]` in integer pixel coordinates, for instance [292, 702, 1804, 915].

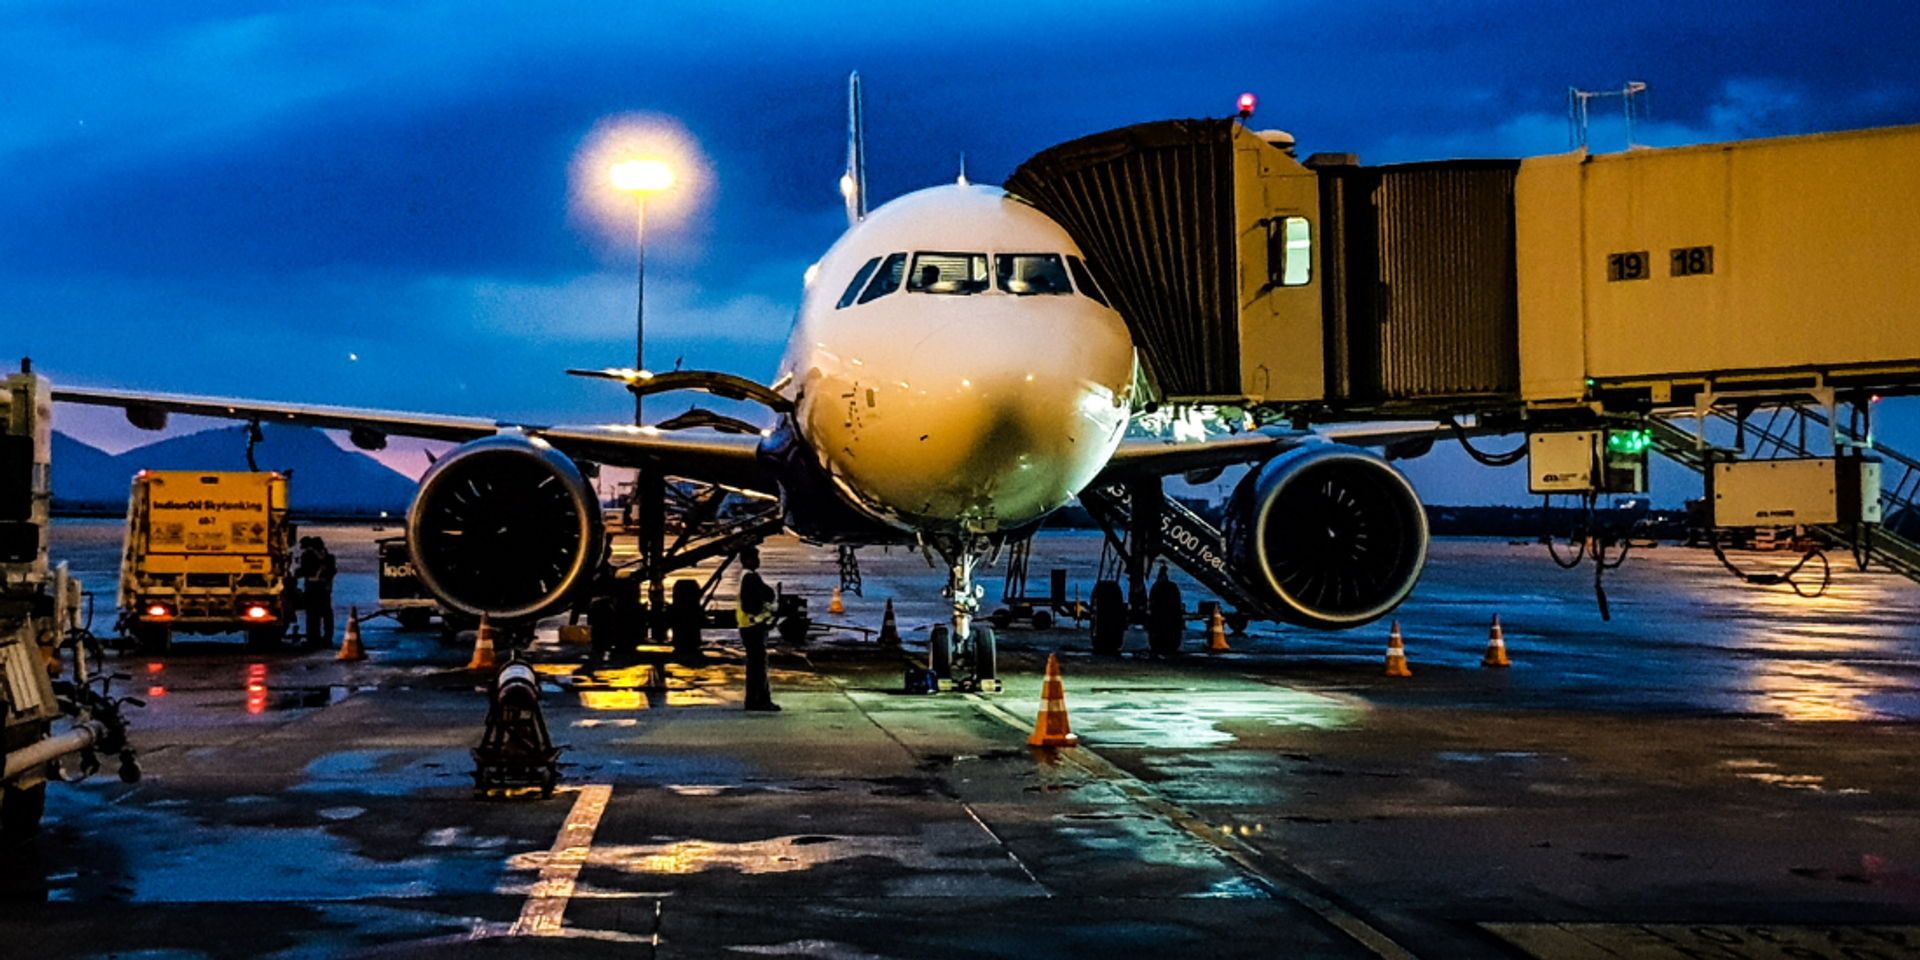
[812, 303, 1133, 534]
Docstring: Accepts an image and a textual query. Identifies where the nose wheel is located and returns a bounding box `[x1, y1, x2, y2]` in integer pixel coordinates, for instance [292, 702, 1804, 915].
[933, 540, 1000, 693]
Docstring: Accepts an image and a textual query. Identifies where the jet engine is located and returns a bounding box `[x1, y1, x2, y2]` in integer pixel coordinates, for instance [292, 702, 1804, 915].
[1223, 444, 1428, 630]
[406, 433, 604, 622]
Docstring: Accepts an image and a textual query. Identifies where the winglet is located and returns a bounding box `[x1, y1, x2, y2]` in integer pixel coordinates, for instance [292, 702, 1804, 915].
[840, 70, 867, 227]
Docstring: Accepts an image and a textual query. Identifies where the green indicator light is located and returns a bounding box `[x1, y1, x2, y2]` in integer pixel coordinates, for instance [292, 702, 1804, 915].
[1607, 430, 1652, 454]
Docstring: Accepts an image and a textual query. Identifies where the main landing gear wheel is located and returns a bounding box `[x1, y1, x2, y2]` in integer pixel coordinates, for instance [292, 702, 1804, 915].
[1147, 577, 1185, 657]
[1089, 579, 1125, 656]
[929, 625, 953, 682]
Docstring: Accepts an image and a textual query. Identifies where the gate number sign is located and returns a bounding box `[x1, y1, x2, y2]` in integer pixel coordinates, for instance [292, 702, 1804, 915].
[1608, 246, 1715, 281]
[1607, 251, 1649, 281]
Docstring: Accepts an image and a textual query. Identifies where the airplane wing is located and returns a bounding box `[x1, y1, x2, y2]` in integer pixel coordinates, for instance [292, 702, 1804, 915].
[51, 386, 775, 493]
[1095, 420, 1508, 482]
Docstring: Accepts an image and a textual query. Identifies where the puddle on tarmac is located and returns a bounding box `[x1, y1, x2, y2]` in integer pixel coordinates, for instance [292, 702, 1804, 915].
[1073, 690, 1358, 748]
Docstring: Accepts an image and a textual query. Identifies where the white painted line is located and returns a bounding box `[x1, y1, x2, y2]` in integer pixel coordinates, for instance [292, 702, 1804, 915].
[509, 783, 614, 937]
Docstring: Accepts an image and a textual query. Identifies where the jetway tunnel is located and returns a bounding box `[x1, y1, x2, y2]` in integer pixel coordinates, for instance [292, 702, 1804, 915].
[1004, 117, 1920, 417]
[1006, 117, 1920, 590]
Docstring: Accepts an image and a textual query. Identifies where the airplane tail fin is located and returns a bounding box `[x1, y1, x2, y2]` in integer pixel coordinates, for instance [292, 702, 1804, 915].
[841, 71, 867, 226]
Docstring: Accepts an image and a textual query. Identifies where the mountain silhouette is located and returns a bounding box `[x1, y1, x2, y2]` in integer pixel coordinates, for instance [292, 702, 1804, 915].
[51, 423, 416, 517]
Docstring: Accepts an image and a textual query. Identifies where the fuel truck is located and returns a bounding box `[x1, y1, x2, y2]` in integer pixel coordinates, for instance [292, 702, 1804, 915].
[1, 360, 138, 848]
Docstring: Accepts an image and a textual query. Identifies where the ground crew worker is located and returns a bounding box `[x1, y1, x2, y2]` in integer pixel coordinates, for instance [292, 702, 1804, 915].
[735, 547, 778, 711]
[300, 537, 337, 647]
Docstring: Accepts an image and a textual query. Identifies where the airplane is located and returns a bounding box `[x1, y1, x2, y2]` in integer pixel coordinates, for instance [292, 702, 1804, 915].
[52, 73, 1434, 679]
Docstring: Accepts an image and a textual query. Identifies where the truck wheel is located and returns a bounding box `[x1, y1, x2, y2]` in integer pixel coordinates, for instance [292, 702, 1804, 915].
[133, 623, 171, 654]
[246, 624, 284, 652]
[0, 782, 47, 849]
[1089, 580, 1126, 655]
[1032, 610, 1055, 631]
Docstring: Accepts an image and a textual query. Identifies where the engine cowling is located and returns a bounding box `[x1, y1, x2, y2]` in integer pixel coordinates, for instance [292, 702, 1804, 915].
[406, 433, 604, 622]
[1224, 444, 1428, 630]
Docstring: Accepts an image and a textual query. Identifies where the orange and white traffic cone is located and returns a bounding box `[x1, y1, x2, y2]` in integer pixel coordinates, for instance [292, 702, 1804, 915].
[336, 607, 367, 662]
[1028, 653, 1078, 747]
[466, 613, 499, 671]
[1384, 621, 1412, 677]
[878, 599, 901, 646]
[829, 586, 845, 615]
[1481, 614, 1511, 668]
[1205, 606, 1230, 653]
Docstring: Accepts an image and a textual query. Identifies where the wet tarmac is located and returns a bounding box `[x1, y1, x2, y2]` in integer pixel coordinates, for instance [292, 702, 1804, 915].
[6, 522, 1920, 958]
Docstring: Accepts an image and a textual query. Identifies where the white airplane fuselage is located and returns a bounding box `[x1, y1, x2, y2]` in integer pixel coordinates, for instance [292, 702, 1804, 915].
[776, 183, 1136, 538]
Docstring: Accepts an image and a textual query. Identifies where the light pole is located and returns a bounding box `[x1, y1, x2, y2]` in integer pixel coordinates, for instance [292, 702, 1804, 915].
[610, 158, 675, 426]
[610, 158, 675, 638]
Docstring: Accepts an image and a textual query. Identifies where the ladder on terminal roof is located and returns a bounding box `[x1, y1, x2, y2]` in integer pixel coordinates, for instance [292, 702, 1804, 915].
[1647, 404, 1920, 584]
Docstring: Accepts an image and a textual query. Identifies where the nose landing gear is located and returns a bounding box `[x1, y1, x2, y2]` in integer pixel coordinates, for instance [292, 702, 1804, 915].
[932, 538, 1000, 693]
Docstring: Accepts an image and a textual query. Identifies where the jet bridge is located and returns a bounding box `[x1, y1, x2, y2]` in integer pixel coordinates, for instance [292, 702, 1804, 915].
[1008, 118, 1920, 591]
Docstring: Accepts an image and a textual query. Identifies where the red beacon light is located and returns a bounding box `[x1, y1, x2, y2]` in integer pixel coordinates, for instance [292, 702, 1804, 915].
[1236, 93, 1257, 119]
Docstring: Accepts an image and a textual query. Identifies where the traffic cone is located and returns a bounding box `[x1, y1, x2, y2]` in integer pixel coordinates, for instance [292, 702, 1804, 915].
[1384, 621, 1412, 677]
[1205, 606, 1230, 653]
[830, 586, 845, 615]
[1027, 653, 1078, 747]
[1481, 615, 1511, 668]
[466, 613, 499, 671]
[336, 607, 367, 662]
[878, 599, 901, 646]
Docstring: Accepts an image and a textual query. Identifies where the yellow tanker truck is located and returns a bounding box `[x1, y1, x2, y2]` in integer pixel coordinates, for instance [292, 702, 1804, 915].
[119, 470, 297, 651]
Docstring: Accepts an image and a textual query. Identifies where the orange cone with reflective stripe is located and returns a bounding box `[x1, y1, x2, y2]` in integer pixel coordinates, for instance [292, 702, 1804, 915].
[1481, 615, 1510, 668]
[1027, 653, 1078, 747]
[830, 586, 845, 615]
[336, 607, 367, 662]
[466, 613, 499, 671]
[878, 599, 901, 646]
[1384, 621, 1412, 677]
[1205, 606, 1230, 653]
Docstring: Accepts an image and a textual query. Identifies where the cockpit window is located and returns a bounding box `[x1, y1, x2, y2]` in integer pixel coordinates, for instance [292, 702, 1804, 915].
[837, 257, 882, 309]
[996, 254, 1072, 295]
[856, 253, 907, 304]
[908, 252, 989, 294]
[1066, 255, 1111, 307]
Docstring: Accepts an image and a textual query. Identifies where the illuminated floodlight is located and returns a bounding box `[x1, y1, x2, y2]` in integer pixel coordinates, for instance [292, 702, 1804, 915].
[611, 158, 675, 193]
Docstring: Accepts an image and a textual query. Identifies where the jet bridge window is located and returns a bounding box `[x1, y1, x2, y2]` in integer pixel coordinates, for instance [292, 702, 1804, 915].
[908, 252, 989, 294]
[1066, 255, 1111, 307]
[1267, 216, 1312, 287]
[837, 257, 883, 309]
[995, 254, 1072, 295]
[856, 253, 907, 304]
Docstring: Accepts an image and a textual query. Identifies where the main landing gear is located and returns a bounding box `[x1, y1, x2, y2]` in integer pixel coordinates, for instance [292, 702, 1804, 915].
[929, 538, 999, 693]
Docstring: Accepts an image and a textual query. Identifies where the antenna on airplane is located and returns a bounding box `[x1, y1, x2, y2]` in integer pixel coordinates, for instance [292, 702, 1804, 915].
[841, 71, 868, 226]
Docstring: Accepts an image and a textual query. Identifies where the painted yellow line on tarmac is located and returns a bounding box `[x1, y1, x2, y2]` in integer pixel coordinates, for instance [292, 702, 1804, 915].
[509, 783, 614, 937]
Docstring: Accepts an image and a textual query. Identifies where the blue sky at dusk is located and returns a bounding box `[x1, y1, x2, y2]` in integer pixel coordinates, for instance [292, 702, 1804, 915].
[5, 1, 1918, 503]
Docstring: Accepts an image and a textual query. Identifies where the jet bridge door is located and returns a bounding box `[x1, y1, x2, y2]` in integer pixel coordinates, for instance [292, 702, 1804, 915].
[1005, 119, 1324, 405]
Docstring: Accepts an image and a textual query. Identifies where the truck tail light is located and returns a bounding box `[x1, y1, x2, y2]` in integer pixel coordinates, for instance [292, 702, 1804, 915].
[244, 604, 272, 621]
[146, 603, 173, 620]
